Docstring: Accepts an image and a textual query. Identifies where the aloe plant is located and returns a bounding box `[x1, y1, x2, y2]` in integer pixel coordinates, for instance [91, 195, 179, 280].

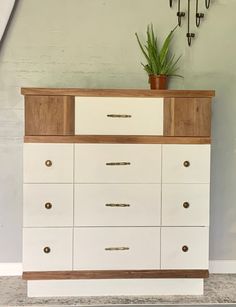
[135, 24, 182, 77]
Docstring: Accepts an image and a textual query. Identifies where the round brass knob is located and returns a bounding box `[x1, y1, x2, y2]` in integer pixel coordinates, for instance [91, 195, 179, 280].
[183, 202, 190, 209]
[45, 160, 52, 167]
[182, 245, 189, 252]
[43, 247, 51, 254]
[45, 202, 52, 209]
[183, 161, 190, 167]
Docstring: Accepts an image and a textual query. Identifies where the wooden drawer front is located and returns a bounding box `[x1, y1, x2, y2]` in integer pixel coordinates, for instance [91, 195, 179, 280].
[161, 227, 209, 269]
[74, 184, 161, 226]
[162, 184, 209, 226]
[74, 144, 161, 183]
[162, 145, 210, 183]
[24, 143, 73, 183]
[74, 227, 160, 270]
[23, 184, 73, 227]
[75, 97, 163, 135]
[23, 228, 73, 272]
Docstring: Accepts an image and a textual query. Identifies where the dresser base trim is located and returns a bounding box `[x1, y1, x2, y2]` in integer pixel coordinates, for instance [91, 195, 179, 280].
[23, 269, 209, 280]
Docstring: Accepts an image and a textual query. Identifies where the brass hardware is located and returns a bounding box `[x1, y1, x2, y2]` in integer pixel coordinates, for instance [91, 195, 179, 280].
[105, 203, 130, 207]
[45, 202, 52, 209]
[45, 160, 52, 167]
[183, 202, 190, 209]
[182, 245, 189, 252]
[105, 247, 130, 251]
[107, 114, 132, 118]
[106, 162, 131, 166]
[43, 247, 51, 254]
[183, 160, 190, 167]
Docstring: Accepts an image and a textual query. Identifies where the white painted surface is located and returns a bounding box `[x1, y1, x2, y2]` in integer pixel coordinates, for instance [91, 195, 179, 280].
[0, 0, 15, 42]
[162, 145, 211, 183]
[24, 144, 73, 183]
[74, 144, 161, 183]
[74, 183, 161, 226]
[23, 228, 73, 271]
[73, 227, 160, 270]
[0, 263, 22, 276]
[209, 260, 236, 273]
[27, 279, 204, 297]
[161, 227, 209, 269]
[162, 184, 210, 226]
[23, 184, 73, 227]
[75, 97, 163, 135]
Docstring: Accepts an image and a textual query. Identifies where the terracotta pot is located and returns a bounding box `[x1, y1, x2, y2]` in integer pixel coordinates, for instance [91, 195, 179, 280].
[149, 74, 168, 90]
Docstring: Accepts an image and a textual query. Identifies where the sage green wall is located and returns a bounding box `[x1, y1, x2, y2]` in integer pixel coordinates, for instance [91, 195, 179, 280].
[0, 0, 235, 261]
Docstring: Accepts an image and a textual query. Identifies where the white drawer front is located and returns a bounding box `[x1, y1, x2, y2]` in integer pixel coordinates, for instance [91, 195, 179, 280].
[23, 228, 73, 271]
[74, 184, 161, 226]
[24, 184, 73, 227]
[74, 144, 161, 183]
[24, 144, 73, 183]
[74, 227, 160, 270]
[161, 227, 209, 269]
[75, 97, 163, 135]
[162, 184, 209, 226]
[162, 145, 210, 183]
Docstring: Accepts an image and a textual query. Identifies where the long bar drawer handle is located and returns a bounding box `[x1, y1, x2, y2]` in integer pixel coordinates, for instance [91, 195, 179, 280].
[105, 247, 130, 251]
[105, 203, 130, 207]
[106, 162, 131, 166]
[107, 114, 132, 118]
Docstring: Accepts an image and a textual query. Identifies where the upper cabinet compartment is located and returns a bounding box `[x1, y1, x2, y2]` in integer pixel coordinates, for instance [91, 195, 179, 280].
[75, 97, 163, 135]
[22, 89, 214, 138]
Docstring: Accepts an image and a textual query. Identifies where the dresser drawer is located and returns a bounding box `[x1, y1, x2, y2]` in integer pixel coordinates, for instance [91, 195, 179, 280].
[24, 144, 73, 183]
[161, 227, 209, 269]
[74, 184, 161, 226]
[162, 145, 210, 183]
[23, 184, 73, 227]
[162, 184, 209, 226]
[74, 144, 161, 183]
[75, 97, 163, 135]
[23, 228, 73, 271]
[74, 227, 160, 270]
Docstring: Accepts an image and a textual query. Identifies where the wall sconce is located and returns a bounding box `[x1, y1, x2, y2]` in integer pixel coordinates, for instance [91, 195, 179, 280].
[169, 0, 212, 46]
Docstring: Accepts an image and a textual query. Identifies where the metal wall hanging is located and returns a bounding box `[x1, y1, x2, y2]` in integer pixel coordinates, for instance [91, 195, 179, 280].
[169, 0, 212, 46]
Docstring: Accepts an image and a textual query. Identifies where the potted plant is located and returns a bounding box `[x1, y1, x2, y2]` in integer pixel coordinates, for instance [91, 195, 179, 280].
[135, 24, 182, 89]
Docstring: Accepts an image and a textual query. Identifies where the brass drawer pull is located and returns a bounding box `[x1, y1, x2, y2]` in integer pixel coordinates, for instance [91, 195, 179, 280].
[45, 160, 52, 167]
[182, 245, 189, 252]
[106, 162, 131, 166]
[183, 160, 190, 167]
[43, 247, 51, 254]
[105, 203, 130, 207]
[107, 114, 132, 118]
[105, 247, 130, 251]
[183, 202, 190, 209]
[45, 202, 52, 209]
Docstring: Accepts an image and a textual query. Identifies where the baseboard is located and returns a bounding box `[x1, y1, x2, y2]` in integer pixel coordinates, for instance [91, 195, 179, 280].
[209, 260, 236, 273]
[1, 261, 236, 276]
[0, 263, 22, 276]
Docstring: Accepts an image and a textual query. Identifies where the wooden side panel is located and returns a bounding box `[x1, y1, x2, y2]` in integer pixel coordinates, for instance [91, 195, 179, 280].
[22, 269, 209, 280]
[164, 98, 211, 137]
[25, 95, 75, 136]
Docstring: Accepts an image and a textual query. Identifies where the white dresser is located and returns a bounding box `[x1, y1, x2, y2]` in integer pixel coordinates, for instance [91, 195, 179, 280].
[22, 88, 214, 297]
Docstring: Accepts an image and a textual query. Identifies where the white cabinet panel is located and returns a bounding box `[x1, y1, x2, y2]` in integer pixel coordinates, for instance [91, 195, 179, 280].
[23, 228, 73, 272]
[24, 144, 73, 183]
[74, 144, 161, 183]
[74, 227, 160, 270]
[162, 184, 209, 226]
[74, 184, 161, 226]
[161, 227, 209, 269]
[162, 145, 210, 183]
[75, 97, 163, 135]
[24, 184, 73, 227]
